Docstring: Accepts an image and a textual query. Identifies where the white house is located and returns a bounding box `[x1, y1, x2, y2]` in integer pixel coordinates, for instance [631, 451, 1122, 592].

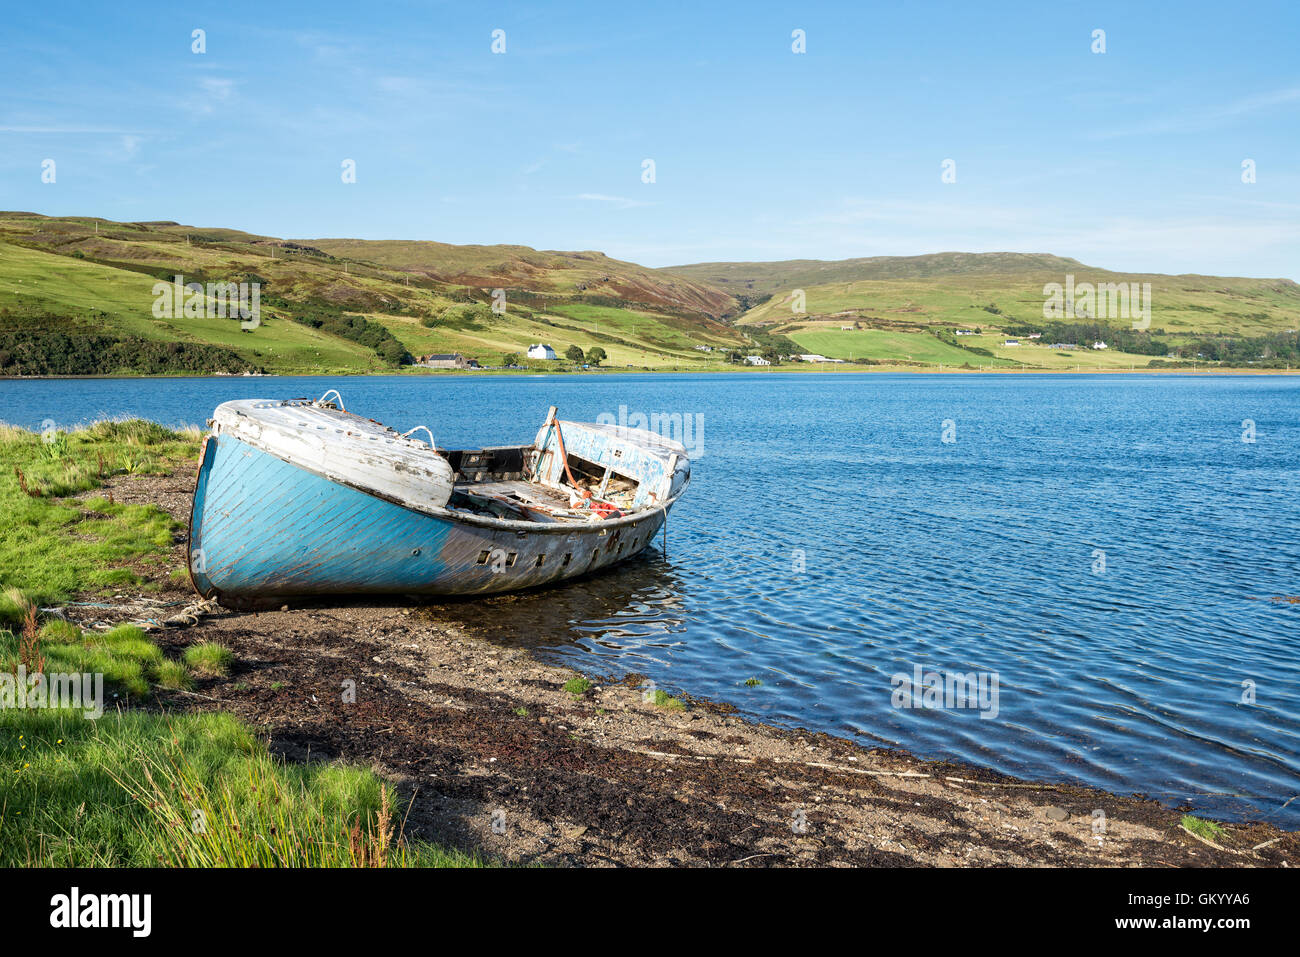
[527, 343, 558, 360]
[1092, 341, 1108, 350]
[1004, 339, 1020, 347]
[744, 355, 771, 366]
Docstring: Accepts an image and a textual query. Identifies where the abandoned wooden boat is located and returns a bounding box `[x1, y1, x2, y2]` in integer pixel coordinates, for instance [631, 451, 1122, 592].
[187, 392, 689, 603]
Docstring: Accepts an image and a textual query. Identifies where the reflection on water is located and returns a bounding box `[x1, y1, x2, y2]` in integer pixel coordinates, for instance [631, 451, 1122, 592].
[4, 372, 1299, 824]
[421, 549, 692, 667]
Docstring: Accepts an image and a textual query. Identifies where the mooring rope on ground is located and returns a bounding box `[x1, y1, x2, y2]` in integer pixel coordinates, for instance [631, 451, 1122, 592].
[40, 597, 219, 630]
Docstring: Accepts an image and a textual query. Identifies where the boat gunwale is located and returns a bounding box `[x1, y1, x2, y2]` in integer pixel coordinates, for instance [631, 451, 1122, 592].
[203, 429, 687, 536]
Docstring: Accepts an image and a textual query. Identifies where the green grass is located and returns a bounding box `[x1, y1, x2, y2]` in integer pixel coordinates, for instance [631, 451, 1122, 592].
[0, 418, 485, 867]
[788, 326, 1014, 366]
[183, 641, 233, 679]
[1181, 814, 1228, 843]
[153, 659, 193, 691]
[667, 251, 1091, 297]
[0, 709, 481, 867]
[971, 334, 1162, 370]
[6, 215, 1300, 375]
[1, 613, 185, 703]
[38, 624, 161, 698]
[0, 586, 478, 867]
[563, 677, 594, 696]
[0, 419, 198, 609]
[648, 689, 685, 711]
[0, 212, 745, 374]
[714, 255, 1300, 338]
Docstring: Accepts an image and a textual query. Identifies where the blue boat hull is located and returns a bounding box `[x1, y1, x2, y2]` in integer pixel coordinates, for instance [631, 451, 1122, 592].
[188, 435, 667, 601]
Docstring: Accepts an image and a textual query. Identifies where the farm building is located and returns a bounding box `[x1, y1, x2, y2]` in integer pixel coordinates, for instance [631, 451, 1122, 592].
[418, 353, 472, 369]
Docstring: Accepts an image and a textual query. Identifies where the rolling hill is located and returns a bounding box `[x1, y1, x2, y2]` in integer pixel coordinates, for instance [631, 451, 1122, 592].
[2, 213, 1297, 375]
[303, 238, 735, 319]
[663, 252, 1300, 370]
[0, 212, 746, 375]
[664, 251, 1089, 297]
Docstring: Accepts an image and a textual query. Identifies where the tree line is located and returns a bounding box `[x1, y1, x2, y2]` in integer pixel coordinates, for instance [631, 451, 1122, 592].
[0, 331, 262, 376]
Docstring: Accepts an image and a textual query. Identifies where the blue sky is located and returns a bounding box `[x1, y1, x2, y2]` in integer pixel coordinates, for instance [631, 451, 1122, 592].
[3, 0, 1298, 277]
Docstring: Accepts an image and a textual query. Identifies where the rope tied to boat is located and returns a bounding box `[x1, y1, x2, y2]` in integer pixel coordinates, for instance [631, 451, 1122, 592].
[545, 408, 592, 504]
[41, 597, 219, 631]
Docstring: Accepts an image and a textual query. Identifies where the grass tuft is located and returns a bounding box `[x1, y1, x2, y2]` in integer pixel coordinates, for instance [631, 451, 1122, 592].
[184, 641, 233, 678]
[0, 588, 35, 629]
[1181, 814, 1228, 842]
[563, 677, 594, 696]
[649, 689, 686, 711]
[153, 659, 194, 691]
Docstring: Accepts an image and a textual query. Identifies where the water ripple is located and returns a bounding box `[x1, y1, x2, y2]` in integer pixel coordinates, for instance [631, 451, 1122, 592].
[5, 372, 1299, 823]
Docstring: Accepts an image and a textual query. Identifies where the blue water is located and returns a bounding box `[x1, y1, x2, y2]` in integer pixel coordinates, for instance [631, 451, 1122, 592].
[3, 373, 1299, 823]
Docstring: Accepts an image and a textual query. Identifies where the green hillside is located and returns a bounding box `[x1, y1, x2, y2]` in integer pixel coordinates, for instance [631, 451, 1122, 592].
[664, 252, 1300, 370]
[0, 212, 746, 376]
[3, 214, 1298, 376]
[304, 238, 734, 319]
[665, 251, 1087, 299]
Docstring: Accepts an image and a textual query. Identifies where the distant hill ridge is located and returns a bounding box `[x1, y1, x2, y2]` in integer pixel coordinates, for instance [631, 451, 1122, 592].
[2, 212, 1298, 376]
[658, 250, 1292, 298]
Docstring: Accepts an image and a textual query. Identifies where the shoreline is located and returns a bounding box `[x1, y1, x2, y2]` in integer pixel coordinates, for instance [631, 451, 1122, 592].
[3, 366, 1299, 382]
[62, 466, 1300, 867]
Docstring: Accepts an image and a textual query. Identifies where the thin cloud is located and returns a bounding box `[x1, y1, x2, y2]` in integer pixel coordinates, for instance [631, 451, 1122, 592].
[199, 77, 237, 102]
[0, 125, 148, 134]
[1092, 86, 1300, 140]
[575, 193, 654, 209]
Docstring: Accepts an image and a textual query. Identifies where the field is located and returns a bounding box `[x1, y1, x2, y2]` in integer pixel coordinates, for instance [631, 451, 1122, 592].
[3, 214, 1298, 375]
[787, 325, 1015, 367]
[669, 252, 1300, 340]
[734, 273, 1300, 338]
[0, 212, 748, 375]
[701, 253, 1300, 370]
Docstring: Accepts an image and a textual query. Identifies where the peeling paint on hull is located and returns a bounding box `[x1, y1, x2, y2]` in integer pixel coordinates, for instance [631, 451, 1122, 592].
[189, 434, 673, 602]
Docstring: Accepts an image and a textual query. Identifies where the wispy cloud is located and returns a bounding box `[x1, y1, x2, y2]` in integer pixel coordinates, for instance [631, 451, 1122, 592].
[199, 77, 236, 102]
[775, 197, 1300, 279]
[0, 125, 148, 134]
[574, 193, 654, 209]
[1092, 86, 1300, 140]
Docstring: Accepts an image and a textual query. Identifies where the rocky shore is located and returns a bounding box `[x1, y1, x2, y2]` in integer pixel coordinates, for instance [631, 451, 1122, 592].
[69, 469, 1299, 867]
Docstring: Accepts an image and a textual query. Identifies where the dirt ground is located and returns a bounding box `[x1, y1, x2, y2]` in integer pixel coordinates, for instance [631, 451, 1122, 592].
[63, 470, 1300, 867]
